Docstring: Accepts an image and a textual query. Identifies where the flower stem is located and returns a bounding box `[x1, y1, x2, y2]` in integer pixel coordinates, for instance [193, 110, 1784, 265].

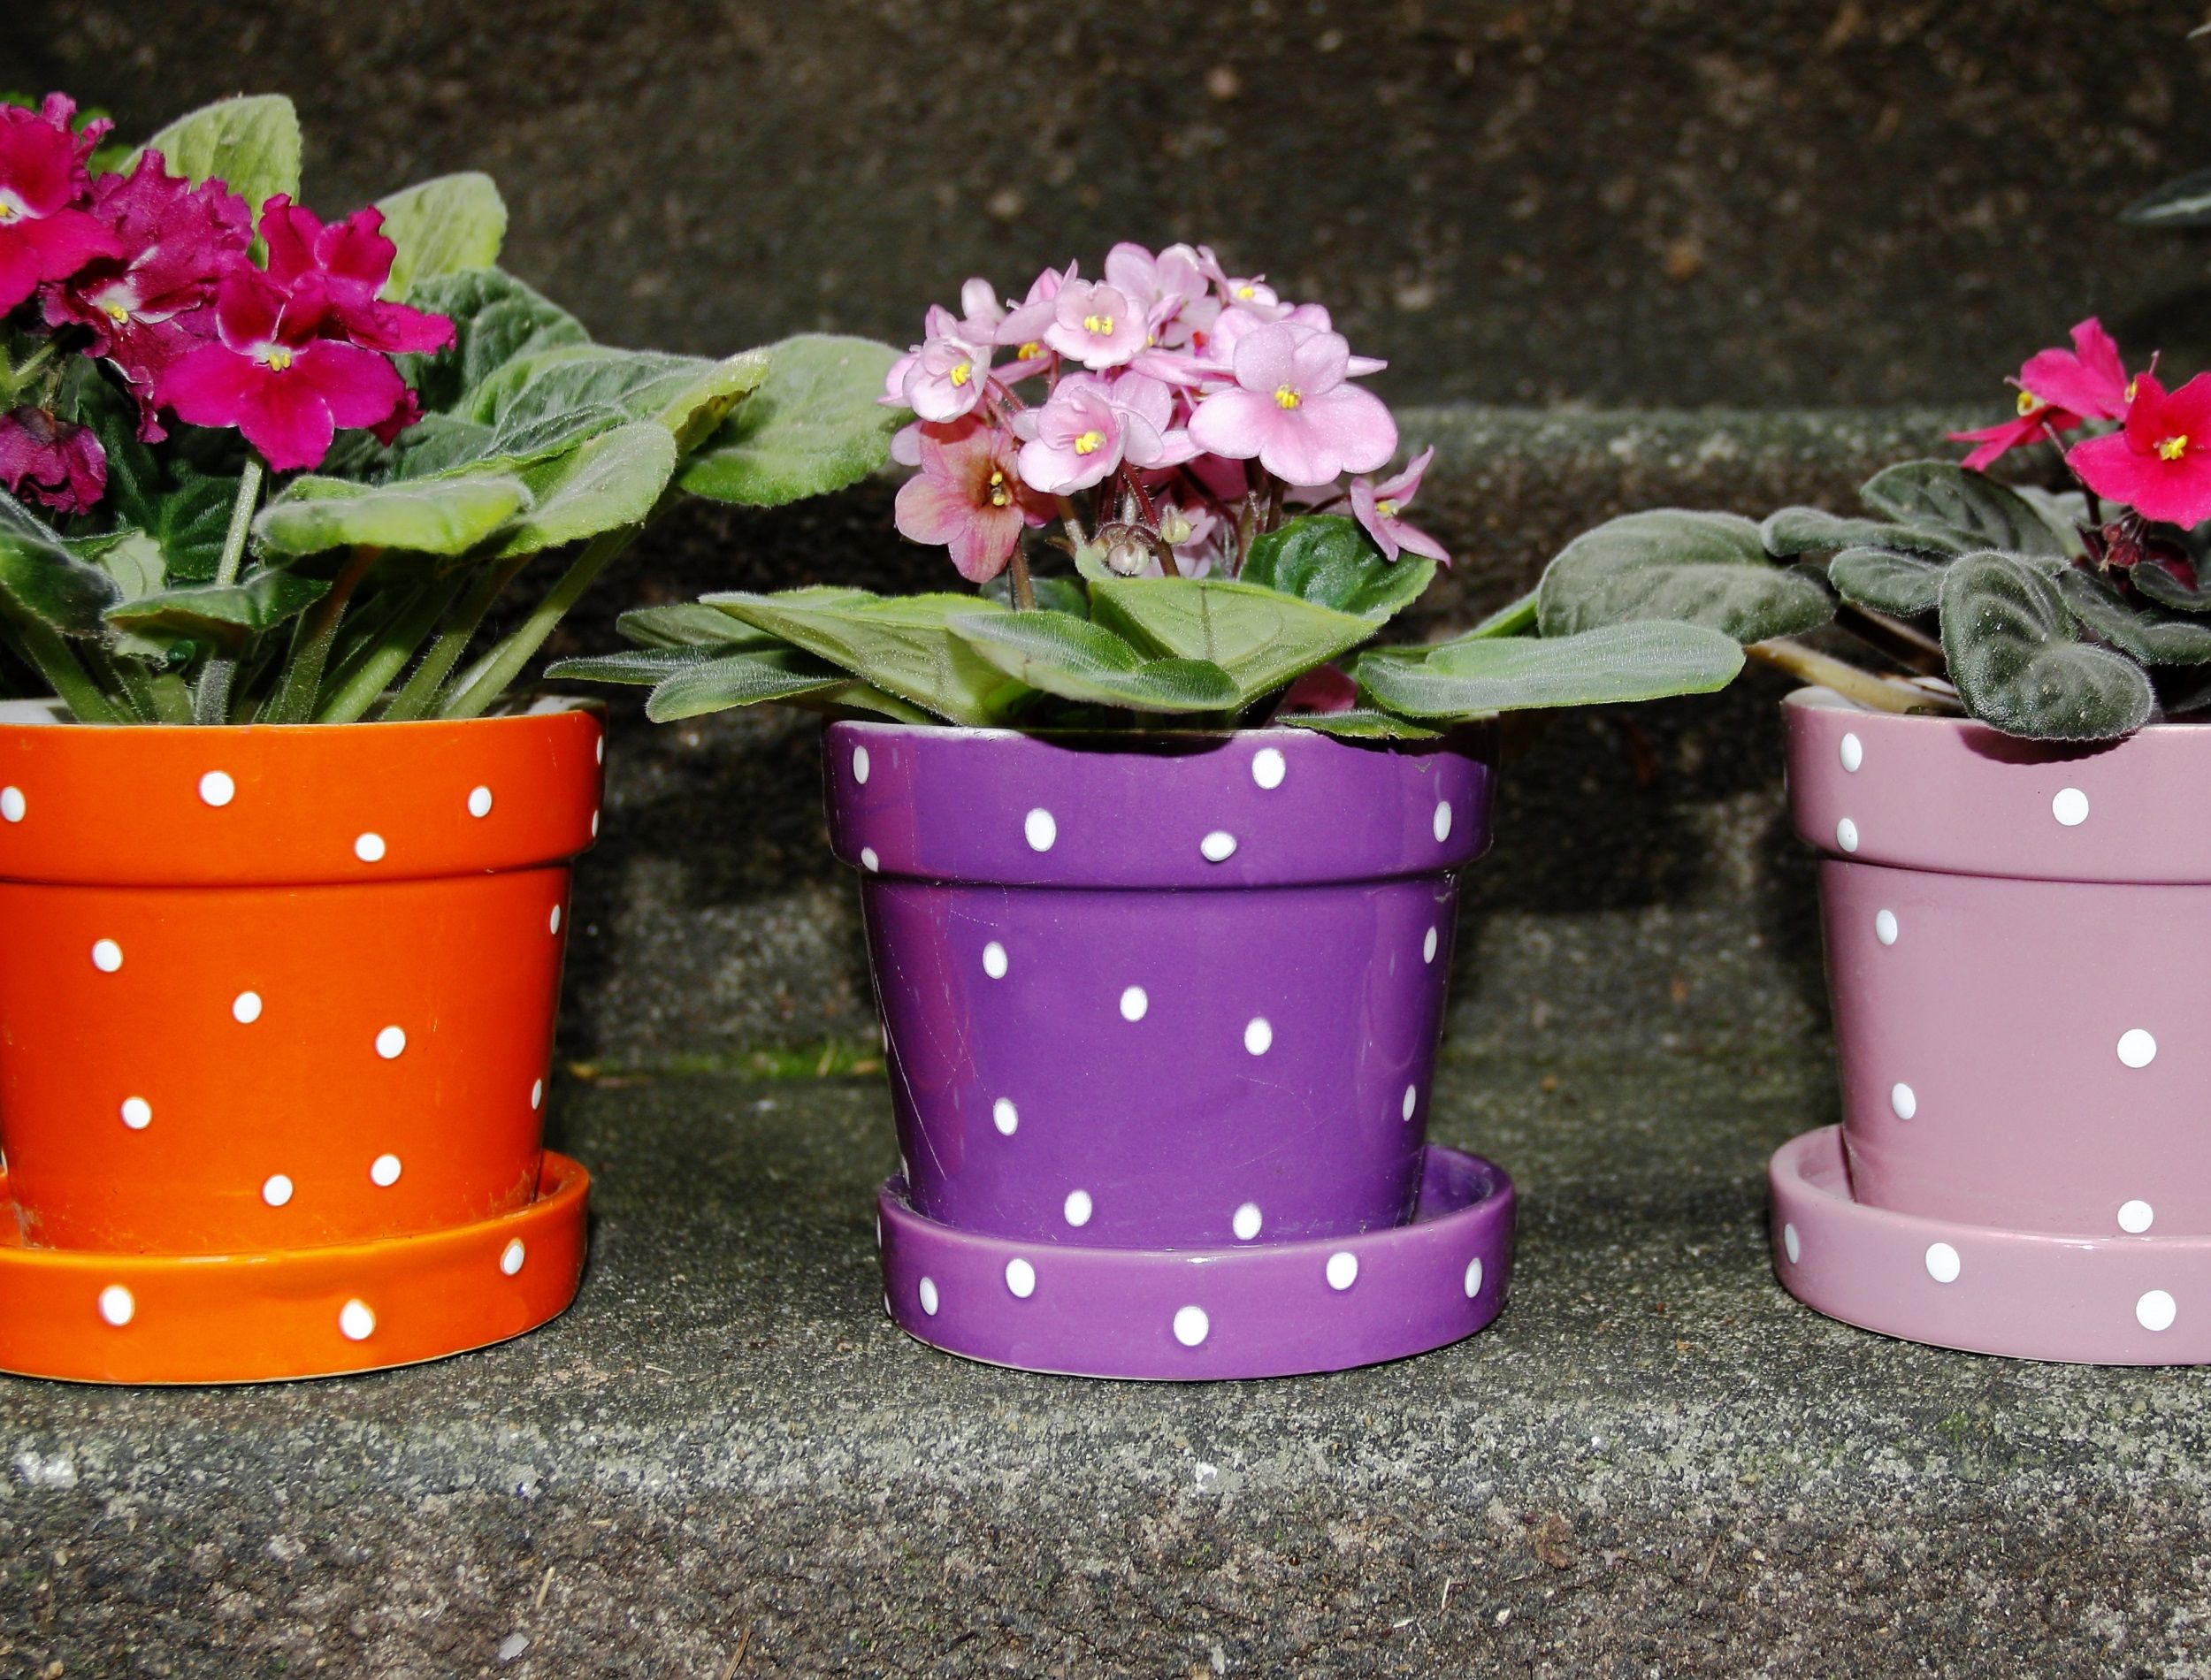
[192, 458, 265, 726]
[5, 616, 121, 723]
[318, 573, 471, 724]
[263, 545, 379, 724]
[1747, 638, 1961, 714]
[379, 564, 517, 722]
[1006, 541, 1037, 610]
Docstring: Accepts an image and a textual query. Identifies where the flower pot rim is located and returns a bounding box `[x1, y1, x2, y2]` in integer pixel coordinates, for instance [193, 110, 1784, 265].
[0, 693, 604, 736]
[1785, 684, 2211, 740]
[830, 717, 1493, 750]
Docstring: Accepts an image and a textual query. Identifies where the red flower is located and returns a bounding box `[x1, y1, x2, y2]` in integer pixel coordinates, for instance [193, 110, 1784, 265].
[0, 406, 106, 515]
[156, 265, 413, 471]
[258, 196, 454, 355]
[2069, 370, 2211, 529]
[0, 95, 120, 313]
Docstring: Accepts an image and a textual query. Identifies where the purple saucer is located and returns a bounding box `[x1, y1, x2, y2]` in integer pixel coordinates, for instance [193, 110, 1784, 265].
[878, 1143, 1514, 1379]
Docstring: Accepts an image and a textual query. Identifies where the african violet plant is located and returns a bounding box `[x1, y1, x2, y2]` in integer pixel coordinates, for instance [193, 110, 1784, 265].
[555, 243, 1741, 729]
[0, 92, 894, 727]
[1534, 314, 2211, 743]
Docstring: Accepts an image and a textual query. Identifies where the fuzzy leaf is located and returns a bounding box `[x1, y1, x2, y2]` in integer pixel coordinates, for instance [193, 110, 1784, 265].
[394, 270, 591, 416]
[617, 603, 782, 649]
[947, 610, 1238, 713]
[646, 649, 853, 722]
[133, 95, 300, 228]
[471, 346, 766, 450]
[2056, 569, 2211, 665]
[374, 173, 507, 300]
[255, 473, 531, 558]
[982, 572, 1090, 617]
[1276, 708, 1442, 741]
[486, 422, 677, 559]
[2131, 563, 2211, 614]
[1460, 588, 1539, 641]
[89, 531, 166, 599]
[105, 569, 328, 654]
[0, 492, 124, 635]
[1358, 622, 1743, 717]
[1240, 515, 1434, 622]
[1939, 551, 2153, 739]
[1859, 461, 2070, 559]
[679, 335, 903, 507]
[1826, 546, 1947, 616]
[700, 589, 1024, 725]
[546, 645, 751, 685]
[1537, 509, 1834, 643]
[2122, 166, 2211, 228]
[1089, 577, 1375, 705]
[1761, 506, 1965, 559]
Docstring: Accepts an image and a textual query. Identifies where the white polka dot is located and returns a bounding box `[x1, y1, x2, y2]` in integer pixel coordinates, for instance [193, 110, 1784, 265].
[0, 785, 24, 822]
[375, 1026, 407, 1060]
[1243, 1018, 1272, 1056]
[1403, 1084, 1418, 1122]
[2119, 1199, 2155, 1234]
[354, 832, 386, 863]
[594, 735, 604, 766]
[339, 1299, 376, 1340]
[1839, 732, 1863, 773]
[1119, 985, 1148, 1022]
[232, 990, 263, 1024]
[468, 785, 493, 819]
[2138, 1288, 2177, 1332]
[853, 745, 871, 784]
[262, 1173, 293, 1208]
[1783, 1221, 1801, 1264]
[1326, 1251, 1358, 1291]
[2053, 786, 2090, 827]
[1023, 807, 1057, 851]
[2118, 1028, 2158, 1069]
[1464, 1257, 1484, 1298]
[860, 846, 880, 872]
[1005, 1257, 1036, 1298]
[1889, 1082, 1916, 1120]
[119, 1096, 151, 1130]
[370, 1153, 402, 1187]
[90, 938, 122, 973]
[198, 770, 234, 807]
[590, 810, 601, 837]
[1251, 746, 1286, 790]
[531, 1079, 544, 1111]
[1232, 1202, 1262, 1241]
[98, 1284, 134, 1326]
[1835, 817, 1859, 853]
[1874, 909, 1898, 946]
[1423, 927, 1439, 965]
[1924, 1241, 1961, 1283]
[1199, 830, 1237, 863]
[917, 1276, 939, 1316]
[1433, 800, 1453, 843]
[992, 1097, 1018, 1136]
[1063, 1188, 1093, 1227]
[1172, 1304, 1210, 1347]
[501, 1239, 526, 1275]
[983, 941, 1009, 980]
[549, 905, 562, 935]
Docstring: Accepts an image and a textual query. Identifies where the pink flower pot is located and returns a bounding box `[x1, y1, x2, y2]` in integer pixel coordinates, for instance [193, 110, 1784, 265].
[1771, 687, 2211, 1363]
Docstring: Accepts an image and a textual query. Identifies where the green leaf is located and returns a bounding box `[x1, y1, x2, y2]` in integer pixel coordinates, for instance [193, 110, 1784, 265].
[1537, 509, 1834, 643]
[1276, 708, 1442, 741]
[255, 473, 532, 558]
[2055, 569, 2211, 665]
[1089, 577, 1376, 705]
[1761, 506, 1965, 559]
[1826, 546, 1947, 616]
[1858, 461, 2071, 559]
[982, 572, 1089, 617]
[133, 95, 301, 225]
[644, 648, 852, 722]
[678, 335, 902, 507]
[90, 531, 166, 599]
[545, 645, 743, 685]
[396, 269, 590, 416]
[947, 610, 1239, 713]
[1939, 551, 2153, 740]
[471, 346, 766, 450]
[616, 603, 782, 650]
[700, 589, 1026, 725]
[1459, 588, 1538, 641]
[1357, 622, 1744, 717]
[374, 172, 507, 300]
[2131, 563, 2211, 614]
[104, 569, 329, 655]
[1240, 515, 1434, 622]
[0, 491, 124, 635]
[486, 422, 677, 559]
[2122, 165, 2211, 228]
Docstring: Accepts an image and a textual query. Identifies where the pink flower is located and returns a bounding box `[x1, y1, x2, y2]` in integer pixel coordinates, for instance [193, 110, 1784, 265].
[2069, 370, 2211, 528]
[901, 306, 992, 423]
[2021, 317, 2131, 423]
[892, 417, 1048, 583]
[157, 265, 412, 471]
[1186, 321, 1396, 485]
[1280, 663, 1358, 713]
[257, 196, 453, 355]
[1015, 371, 1193, 494]
[1044, 280, 1147, 370]
[1350, 447, 1449, 563]
[0, 406, 105, 515]
[0, 95, 119, 314]
[992, 263, 1071, 352]
[1103, 242, 1208, 320]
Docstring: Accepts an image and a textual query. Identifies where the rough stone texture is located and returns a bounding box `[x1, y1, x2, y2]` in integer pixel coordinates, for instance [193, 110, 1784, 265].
[10, 4, 2211, 409]
[8, 1059, 2211, 1676]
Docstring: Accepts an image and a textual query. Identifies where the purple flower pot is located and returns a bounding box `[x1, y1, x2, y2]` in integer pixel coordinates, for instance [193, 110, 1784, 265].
[1772, 687, 2211, 1363]
[823, 722, 1517, 1379]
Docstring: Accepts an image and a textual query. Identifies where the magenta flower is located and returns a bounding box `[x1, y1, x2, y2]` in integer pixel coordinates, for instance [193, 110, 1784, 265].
[257, 197, 453, 355]
[0, 406, 105, 515]
[1015, 371, 1193, 494]
[2069, 370, 2211, 529]
[893, 417, 1048, 582]
[0, 95, 119, 314]
[1186, 322, 1396, 485]
[1948, 393, 2080, 473]
[1044, 280, 1147, 370]
[1350, 447, 1449, 563]
[157, 266, 412, 471]
[2021, 317, 2131, 423]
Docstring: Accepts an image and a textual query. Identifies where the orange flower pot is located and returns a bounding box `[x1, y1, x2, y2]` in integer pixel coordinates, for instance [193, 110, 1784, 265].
[0, 698, 601, 1382]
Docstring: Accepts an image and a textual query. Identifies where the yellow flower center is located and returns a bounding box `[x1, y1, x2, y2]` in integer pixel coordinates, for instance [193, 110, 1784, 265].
[262, 347, 294, 373]
[1017, 340, 1042, 361]
[987, 469, 1010, 508]
[0, 202, 19, 226]
[2158, 433, 2190, 462]
[1236, 285, 1256, 300]
[2015, 391, 2042, 418]
[1083, 313, 1115, 336]
[2128, 378, 2140, 402]
[103, 300, 131, 325]
[1274, 385, 1302, 410]
[1376, 498, 1400, 519]
[1073, 430, 1106, 455]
